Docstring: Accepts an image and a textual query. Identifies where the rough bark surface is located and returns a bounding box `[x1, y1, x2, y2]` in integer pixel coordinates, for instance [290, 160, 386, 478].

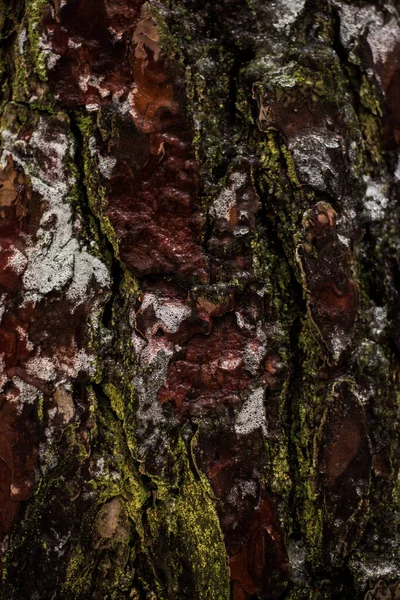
[0, 0, 400, 598]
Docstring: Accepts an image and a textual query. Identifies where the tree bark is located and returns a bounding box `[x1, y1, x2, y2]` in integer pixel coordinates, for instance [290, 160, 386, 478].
[0, 0, 400, 598]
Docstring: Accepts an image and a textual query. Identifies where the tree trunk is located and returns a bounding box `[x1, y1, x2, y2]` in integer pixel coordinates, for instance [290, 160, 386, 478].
[0, 0, 400, 598]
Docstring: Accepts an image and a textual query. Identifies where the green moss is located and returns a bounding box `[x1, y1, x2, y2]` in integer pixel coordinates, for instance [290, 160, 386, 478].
[290, 320, 328, 565]
[265, 425, 293, 532]
[77, 113, 121, 257]
[236, 84, 255, 129]
[63, 544, 95, 598]
[281, 144, 301, 188]
[0, 0, 8, 37]
[36, 394, 44, 424]
[359, 75, 382, 118]
[147, 3, 182, 61]
[62, 395, 149, 597]
[104, 383, 126, 423]
[103, 382, 138, 459]
[25, 0, 48, 81]
[285, 585, 320, 600]
[257, 133, 310, 267]
[188, 68, 227, 171]
[11, 0, 54, 105]
[359, 109, 385, 174]
[269, 443, 291, 498]
[147, 437, 230, 600]
[392, 468, 400, 509]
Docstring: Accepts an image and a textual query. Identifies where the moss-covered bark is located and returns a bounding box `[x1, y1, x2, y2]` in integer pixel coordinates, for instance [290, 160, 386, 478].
[0, 0, 400, 598]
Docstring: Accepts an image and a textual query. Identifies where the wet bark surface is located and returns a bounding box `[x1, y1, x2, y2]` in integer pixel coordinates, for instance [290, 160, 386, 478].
[0, 0, 400, 598]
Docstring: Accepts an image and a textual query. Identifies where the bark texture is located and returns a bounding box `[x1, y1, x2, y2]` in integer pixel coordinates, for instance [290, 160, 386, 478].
[0, 0, 400, 598]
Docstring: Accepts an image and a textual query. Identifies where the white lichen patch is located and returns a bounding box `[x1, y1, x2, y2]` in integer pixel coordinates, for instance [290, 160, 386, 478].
[394, 154, 400, 183]
[6, 245, 28, 274]
[351, 549, 400, 590]
[225, 479, 258, 505]
[235, 387, 267, 436]
[38, 29, 62, 70]
[26, 356, 57, 381]
[10, 377, 41, 411]
[209, 172, 247, 221]
[0, 295, 5, 325]
[78, 72, 110, 99]
[337, 4, 378, 49]
[1, 118, 110, 306]
[219, 356, 242, 371]
[328, 324, 350, 362]
[0, 353, 7, 391]
[132, 330, 147, 356]
[337, 3, 400, 80]
[131, 292, 195, 459]
[89, 136, 117, 179]
[18, 28, 28, 55]
[133, 346, 174, 461]
[139, 337, 174, 367]
[273, 0, 306, 34]
[289, 132, 341, 192]
[235, 310, 253, 331]
[90, 456, 108, 479]
[49, 531, 70, 558]
[56, 347, 95, 380]
[98, 154, 117, 179]
[369, 306, 388, 341]
[66, 250, 109, 304]
[366, 9, 400, 75]
[68, 37, 82, 49]
[337, 234, 350, 247]
[363, 176, 389, 221]
[38, 441, 58, 474]
[287, 539, 307, 583]
[244, 339, 267, 375]
[140, 293, 191, 334]
[0, 116, 110, 422]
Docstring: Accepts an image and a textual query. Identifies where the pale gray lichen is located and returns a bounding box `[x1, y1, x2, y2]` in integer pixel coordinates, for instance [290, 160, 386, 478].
[363, 176, 389, 222]
[9, 377, 41, 412]
[1, 118, 110, 306]
[336, 2, 400, 87]
[18, 28, 28, 55]
[132, 309, 176, 460]
[235, 387, 267, 436]
[272, 0, 306, 34]
[140, 292, 192, 334]
[209, 172, 247, 220]
[288, 132, 342, 193]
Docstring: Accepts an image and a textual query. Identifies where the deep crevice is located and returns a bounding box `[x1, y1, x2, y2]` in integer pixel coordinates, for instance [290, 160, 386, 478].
[68, 109, 123, 332]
